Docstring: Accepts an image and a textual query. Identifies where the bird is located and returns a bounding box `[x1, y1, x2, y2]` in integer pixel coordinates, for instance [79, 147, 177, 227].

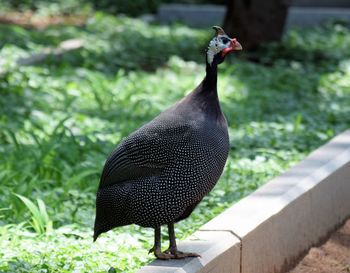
[93, 26, 242, 260]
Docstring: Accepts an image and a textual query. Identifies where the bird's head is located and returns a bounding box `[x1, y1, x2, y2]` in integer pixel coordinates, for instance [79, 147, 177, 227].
[206, 26, 242, 66]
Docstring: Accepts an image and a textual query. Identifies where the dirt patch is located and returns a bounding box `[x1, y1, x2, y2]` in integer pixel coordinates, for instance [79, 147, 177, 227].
[289, 219, 350, 273]
[0, 11, 87, 29]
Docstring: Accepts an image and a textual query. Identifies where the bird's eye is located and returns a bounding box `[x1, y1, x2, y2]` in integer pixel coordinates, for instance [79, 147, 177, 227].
[221, 38, 230, 44]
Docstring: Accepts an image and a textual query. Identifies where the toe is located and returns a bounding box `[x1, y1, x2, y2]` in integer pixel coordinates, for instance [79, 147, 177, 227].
[174, 251, 201, 259]
[155, 252, 175, 260]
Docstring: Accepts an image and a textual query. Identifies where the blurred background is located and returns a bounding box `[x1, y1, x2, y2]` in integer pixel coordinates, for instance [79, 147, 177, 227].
[0, 1, 349, 273]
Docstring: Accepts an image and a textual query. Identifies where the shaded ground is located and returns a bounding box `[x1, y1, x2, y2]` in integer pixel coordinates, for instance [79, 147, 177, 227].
[0, 11, 86, 29]
[289, 219, 350, 273]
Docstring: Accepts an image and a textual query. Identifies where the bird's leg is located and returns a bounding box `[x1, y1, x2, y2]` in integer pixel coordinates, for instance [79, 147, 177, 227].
[149, 227, 174, 260]
[164, 223, 201, 259]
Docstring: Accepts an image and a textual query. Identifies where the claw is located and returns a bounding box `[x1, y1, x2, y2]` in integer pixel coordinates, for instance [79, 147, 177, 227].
[173, 251, 201, 259]
[155, 252, 175, 260]
[149, 246, 175, 260]
[149, 225, 201, 260]
[163, 246, 201, 259]
[148, 246, 155, 254]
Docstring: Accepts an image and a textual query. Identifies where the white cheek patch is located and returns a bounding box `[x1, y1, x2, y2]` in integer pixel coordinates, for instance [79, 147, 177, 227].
[207, 35, 228, 66]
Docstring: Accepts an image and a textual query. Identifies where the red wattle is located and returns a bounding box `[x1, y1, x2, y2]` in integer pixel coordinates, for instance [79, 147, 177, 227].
[222, 47, 233, 57]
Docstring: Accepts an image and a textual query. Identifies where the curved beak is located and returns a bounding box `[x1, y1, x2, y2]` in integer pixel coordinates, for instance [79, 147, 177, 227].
[222, 38, 242, 57]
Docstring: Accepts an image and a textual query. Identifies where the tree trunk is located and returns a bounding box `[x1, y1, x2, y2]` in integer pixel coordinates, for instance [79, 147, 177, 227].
[224, 0, 289, 50]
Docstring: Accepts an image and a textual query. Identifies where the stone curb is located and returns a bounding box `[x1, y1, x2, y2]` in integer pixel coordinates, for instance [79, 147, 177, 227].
[138, 231, 241, 273]
[137, 129, 350, 273]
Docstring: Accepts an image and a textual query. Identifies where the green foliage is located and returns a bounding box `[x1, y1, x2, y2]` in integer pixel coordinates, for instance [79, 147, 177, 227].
[92, 0, 161, 16]
[260, 22, 350, 67]
[0, 12, 349, 273]
[0, 224, 152, 273]
[92, 0, 227, 16]
[14, 194, 53, 234]
[0, 14, 208, 72]
[0, 0, 226, 16]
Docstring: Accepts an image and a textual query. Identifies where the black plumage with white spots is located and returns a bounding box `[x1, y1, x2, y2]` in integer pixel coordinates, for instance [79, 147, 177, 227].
[93, 26, 242, 259]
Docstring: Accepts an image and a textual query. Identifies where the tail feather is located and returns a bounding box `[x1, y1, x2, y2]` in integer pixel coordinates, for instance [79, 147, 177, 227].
[93, 231, 99, 242]
[93, 182, 132, 242]
[93, 216, 110, 242]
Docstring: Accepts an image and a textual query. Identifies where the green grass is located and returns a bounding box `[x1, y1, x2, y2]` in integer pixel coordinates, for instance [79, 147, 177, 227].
[0, 12, 350, 273]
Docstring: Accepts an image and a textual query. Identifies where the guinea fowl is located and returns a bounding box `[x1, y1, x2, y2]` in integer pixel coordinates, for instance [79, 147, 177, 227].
[94, 26, 242, 259]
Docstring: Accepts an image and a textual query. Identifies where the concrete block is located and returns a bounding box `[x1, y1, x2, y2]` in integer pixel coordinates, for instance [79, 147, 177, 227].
[286, 7, 350, 28]
[201, 130, 350, 273]
[137, 231, 240, 273]
[158, 4, 226, 28]
[157, 4, 350, 30]
[291, 0, 350, 8]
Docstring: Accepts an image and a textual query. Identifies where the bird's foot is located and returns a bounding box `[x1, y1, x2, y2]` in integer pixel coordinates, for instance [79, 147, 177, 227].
[149, 246, 200, 260]
[164, 246, 201, 259]
[149, 246, 175, 260]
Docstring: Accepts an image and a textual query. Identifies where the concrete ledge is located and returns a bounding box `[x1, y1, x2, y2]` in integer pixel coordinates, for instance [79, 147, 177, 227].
[137, 130, 350, 273]
[202, 130, 350, 273]
[137, 231, 240, 273]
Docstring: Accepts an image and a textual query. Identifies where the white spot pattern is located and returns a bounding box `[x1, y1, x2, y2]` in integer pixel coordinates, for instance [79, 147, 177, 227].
[207, 34, 232, 66]
[94, 80, 230, 239]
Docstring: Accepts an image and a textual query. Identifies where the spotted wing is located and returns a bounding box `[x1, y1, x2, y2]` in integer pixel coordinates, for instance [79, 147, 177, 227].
[98, 118, 191, 189]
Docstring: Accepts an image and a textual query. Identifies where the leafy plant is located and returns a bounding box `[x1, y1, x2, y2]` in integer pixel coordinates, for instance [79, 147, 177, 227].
[0, 11, 349, 273]
[14, 194, 53, 234]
